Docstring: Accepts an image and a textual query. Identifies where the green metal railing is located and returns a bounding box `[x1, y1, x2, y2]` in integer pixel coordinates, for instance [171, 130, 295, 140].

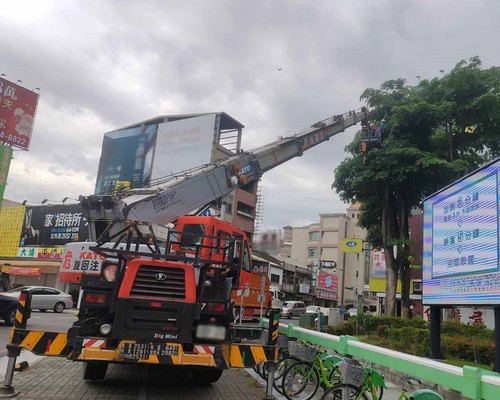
[261, 319, 500, 400]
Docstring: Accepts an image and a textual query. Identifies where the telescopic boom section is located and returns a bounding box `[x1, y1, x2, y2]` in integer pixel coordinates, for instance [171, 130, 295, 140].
[83, 108, 368, 233]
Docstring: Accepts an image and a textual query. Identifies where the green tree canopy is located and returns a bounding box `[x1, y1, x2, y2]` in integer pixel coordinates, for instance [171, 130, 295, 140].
[333, 57, 500, 316]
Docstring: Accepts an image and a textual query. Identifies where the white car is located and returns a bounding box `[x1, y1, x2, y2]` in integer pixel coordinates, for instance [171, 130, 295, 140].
[347, 308, 358, 317]
[305, 305, 321, 314]
[6, 286, 73, 313]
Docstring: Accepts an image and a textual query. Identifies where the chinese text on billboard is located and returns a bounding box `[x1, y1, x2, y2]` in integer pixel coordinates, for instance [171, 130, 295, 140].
[0, 77, 39, 150]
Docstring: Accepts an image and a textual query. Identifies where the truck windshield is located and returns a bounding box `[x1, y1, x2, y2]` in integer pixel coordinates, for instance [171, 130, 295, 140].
[181, 224, 205, 247]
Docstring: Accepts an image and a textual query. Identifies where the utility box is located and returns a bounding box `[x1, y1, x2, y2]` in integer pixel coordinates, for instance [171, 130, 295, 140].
[323, 308, 341, 326]
[299, 313, 316, 329]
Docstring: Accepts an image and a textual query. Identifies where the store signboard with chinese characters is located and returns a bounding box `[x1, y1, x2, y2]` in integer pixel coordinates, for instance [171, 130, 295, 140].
[20, 204, 89, 247]
[17, 246, 64, 259]
[316, 289, 337, 300]
[2, 266, 40, 276]
[0, 77, 39, 150]
[317, 271, 338, 292]
[423, 157, 500, 305]
[0, 205, 25, 257]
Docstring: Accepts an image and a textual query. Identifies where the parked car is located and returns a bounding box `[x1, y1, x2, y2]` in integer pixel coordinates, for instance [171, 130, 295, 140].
[280, 301, 306, 319]
[346, 308, 358, 319]
[0, 293, 22, 326]
[305, 305, 321, 314]
[5, 286, 73, 313]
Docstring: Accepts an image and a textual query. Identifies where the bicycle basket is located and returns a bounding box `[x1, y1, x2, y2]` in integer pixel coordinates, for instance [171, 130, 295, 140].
[287, 341, 318, 362]
[340, 358, 366, 387]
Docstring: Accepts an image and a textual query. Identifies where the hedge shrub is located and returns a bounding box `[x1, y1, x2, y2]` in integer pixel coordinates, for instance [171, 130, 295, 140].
[321, 315, 494, 366]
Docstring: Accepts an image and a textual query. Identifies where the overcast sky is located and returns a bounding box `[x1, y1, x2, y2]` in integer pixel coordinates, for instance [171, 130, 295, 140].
[2, 1, 500, 230]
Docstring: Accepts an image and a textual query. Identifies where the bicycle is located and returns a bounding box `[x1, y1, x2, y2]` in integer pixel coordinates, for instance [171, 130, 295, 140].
[280, 341, 344, 400]
[320, 358, 444, 400]
[254, 338, 323, 395]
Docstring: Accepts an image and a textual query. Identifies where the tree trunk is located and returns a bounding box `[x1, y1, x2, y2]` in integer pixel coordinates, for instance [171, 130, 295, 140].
[384, 247, 398, 316]
[447, 122, 453, 162]
[399, 195, 411, 318]
[382, 184, 398, 316]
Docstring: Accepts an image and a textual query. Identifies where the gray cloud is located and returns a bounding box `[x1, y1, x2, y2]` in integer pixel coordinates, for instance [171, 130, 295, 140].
[3, 0, 500, 228]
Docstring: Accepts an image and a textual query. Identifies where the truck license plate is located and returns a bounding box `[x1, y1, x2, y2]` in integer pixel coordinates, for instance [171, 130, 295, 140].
[121, 342, 179, 360]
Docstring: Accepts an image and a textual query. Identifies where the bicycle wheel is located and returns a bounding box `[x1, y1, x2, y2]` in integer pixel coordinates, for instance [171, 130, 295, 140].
[320, 383, 369, 400]
[282, 361, 320, 400]
[273, 357, 301, 395]
[327, 364, 342, 385]
[369, 385, 384, 400]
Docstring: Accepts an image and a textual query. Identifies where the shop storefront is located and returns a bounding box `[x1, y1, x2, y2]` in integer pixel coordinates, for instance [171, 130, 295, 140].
[0, 259, 62, 290]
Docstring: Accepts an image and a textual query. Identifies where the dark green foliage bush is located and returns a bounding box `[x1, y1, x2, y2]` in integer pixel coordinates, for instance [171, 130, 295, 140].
[441, 335, 495, 365]
[441, 321, 494, 341]
[387, 326, 430, 357]
[319, 316, 495, 366]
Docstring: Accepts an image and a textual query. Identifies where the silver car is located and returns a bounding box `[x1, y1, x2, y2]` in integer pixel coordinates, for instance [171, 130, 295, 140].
[280, 301, 306, 319]
[6, 286, 73, 313]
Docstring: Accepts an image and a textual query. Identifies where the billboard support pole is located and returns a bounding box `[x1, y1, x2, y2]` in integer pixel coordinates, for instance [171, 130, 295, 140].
[429, 305, 443, 359]
[494, 307, 500, 373]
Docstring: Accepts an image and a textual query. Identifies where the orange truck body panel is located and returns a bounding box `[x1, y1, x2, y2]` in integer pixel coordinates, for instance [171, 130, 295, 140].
[231, 272, 271, 320]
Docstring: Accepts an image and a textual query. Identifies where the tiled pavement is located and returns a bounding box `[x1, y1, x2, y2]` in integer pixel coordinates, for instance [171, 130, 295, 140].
[1, 356, 268, 400]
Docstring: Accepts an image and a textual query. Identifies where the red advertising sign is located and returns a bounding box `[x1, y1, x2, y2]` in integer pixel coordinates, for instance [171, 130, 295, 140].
[2, 266, 41, 276]
[0, 77, 39, 150]
[317, 271, 338, 291]
[316, 289, 338, 300]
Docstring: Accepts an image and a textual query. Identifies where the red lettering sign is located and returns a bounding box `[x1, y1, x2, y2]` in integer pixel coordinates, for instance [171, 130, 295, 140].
[0, 77, 39, 150]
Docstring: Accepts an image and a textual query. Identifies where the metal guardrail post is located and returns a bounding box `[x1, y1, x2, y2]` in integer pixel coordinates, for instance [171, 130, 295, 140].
[263, 310, 279, 400]
[0, 290, 32, 397]
[14, 290, 31, 329]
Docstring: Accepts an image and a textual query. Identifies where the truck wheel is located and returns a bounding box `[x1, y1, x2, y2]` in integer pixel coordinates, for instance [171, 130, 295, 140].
[191, 368, 224, 385]
[83, 361, 108, 380]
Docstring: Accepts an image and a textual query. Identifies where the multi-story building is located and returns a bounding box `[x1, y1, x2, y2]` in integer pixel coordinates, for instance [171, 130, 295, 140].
[256, 204, 370, 308]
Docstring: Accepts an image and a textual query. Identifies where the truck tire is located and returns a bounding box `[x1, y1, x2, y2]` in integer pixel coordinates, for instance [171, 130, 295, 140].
[191, 368, 224, 385]
[83, 361, 108, 380]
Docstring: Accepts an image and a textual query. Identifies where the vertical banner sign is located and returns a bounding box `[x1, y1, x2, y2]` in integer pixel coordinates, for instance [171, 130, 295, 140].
[0, 145, 13, 208]
[0, 77, 39, 150]
[0, 205, 25, 257]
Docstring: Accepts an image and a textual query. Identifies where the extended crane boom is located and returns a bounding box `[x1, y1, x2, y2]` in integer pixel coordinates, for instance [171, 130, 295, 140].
[81, 107, 368, 239]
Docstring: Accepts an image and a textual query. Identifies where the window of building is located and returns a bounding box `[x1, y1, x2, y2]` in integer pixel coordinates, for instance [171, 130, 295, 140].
[236, 201, 254, 218]
[222, 201, 233, 213]
[309, 231, 319, 241]
[270, 274, 280, 283]
[308, 248, 318, 257]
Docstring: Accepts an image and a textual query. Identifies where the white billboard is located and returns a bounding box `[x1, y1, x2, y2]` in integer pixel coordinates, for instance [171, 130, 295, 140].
[152, 114, 216, 179]
[423, 158, 500, 305]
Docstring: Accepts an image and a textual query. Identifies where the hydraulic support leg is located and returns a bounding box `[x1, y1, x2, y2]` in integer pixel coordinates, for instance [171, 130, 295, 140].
[0, 345, 21, 397]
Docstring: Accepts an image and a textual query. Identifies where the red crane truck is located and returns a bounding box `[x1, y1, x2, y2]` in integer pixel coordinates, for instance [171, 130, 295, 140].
[6, 107, 368, 389]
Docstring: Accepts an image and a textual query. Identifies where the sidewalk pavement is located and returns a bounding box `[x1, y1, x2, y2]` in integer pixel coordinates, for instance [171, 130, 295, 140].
[0, 351, 412, 400]
[0, 352, 267, 399]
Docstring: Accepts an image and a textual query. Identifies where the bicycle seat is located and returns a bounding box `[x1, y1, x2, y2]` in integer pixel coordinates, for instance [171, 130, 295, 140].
[404, 376, 422, 386]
